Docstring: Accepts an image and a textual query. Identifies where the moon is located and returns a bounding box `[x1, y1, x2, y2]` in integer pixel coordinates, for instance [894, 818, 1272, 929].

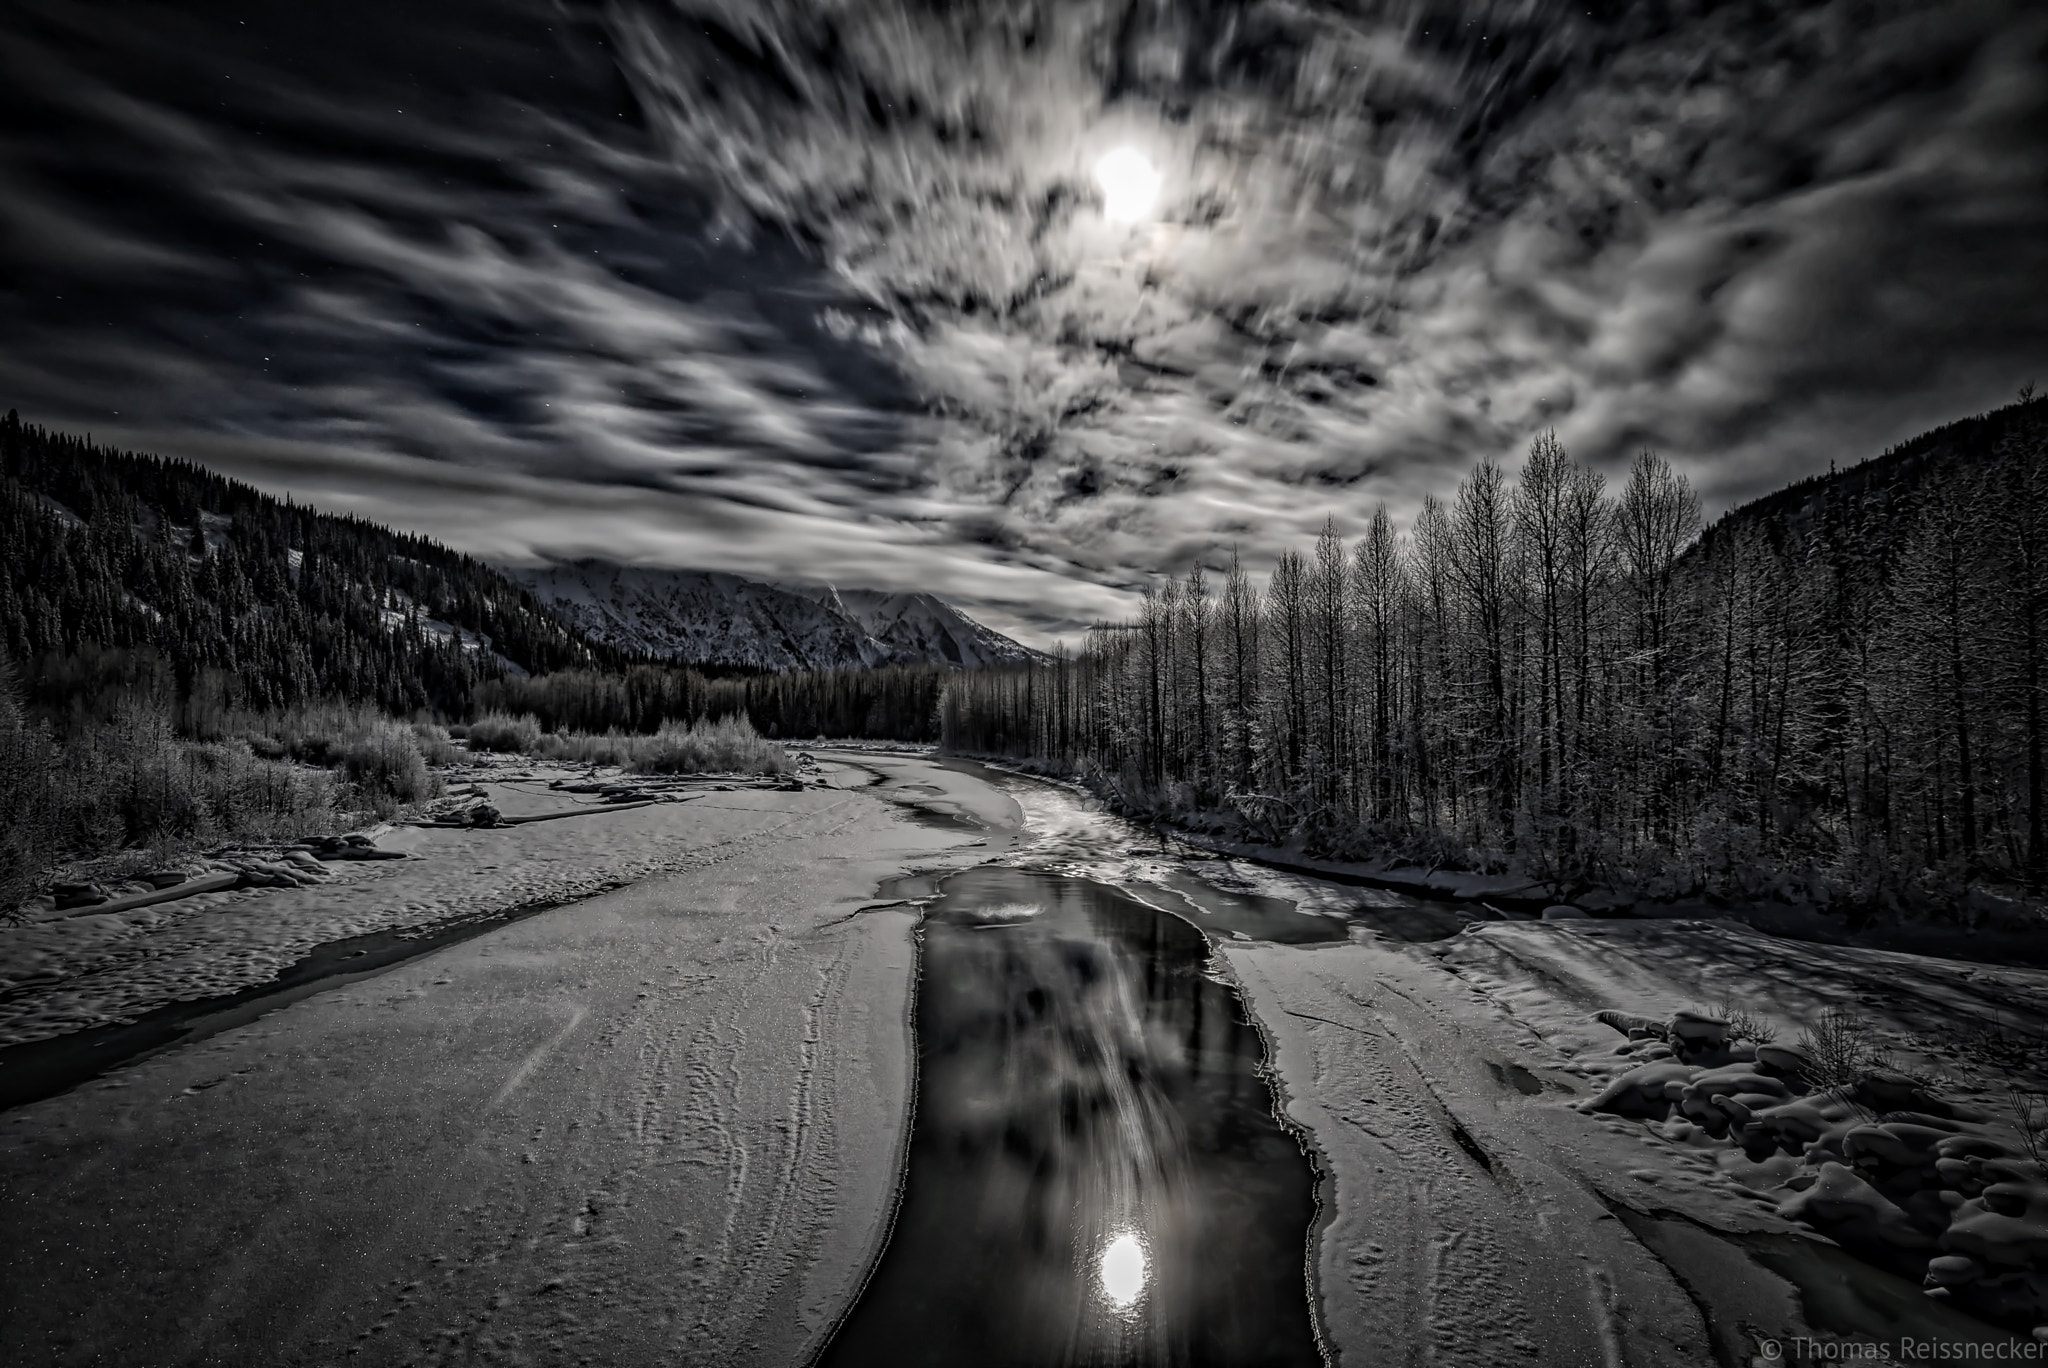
[1094, 147, 1161, 223]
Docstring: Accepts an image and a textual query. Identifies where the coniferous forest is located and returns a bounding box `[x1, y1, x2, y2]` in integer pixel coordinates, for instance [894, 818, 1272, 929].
[0, 410, 947, 742]
[0, 412, 944, 904]
[940, 394, 2048, 913]
[0, 410, 604, 720]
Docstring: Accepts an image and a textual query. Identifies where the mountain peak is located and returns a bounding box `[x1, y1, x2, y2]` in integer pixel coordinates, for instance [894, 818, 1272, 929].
[505, 560, 1042, 672]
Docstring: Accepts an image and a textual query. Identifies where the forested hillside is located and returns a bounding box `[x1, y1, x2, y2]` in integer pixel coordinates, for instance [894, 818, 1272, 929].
[942, 394, 2048, 912]
[0, 411, 958, 906]
[0, 410, 605, 718]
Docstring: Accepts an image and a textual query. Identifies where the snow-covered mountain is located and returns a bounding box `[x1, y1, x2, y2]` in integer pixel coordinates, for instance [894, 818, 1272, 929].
[505, 560, 1043, 671]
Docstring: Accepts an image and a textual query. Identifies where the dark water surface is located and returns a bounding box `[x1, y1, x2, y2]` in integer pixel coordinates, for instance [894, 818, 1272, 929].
[821, 866, 1324, 1368]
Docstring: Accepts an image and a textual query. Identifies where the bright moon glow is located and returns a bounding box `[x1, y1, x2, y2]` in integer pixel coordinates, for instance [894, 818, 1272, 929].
[1098, 1231, 1148, 1309]
[1094, 147, 1160, 223]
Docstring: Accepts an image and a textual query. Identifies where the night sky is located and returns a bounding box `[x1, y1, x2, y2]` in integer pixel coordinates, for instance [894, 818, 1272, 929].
[3, 1, 2045, 643]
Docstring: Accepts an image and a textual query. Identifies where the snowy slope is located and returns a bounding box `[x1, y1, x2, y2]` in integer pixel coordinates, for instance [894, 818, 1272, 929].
[801, 585, 1041, 669]
[507, 560, 1041, 670]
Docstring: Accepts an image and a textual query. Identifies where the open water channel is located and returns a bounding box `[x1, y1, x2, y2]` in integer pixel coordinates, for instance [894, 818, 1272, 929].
[819, 864, 1330, 1368]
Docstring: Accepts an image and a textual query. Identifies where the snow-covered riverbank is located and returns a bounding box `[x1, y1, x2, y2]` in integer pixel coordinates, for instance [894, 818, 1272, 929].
[10, 755, 2045, 1366]
[987, 770, 2048, 1363]
[0, 754, 978, 1049]
[0, 753, 1020, 1368]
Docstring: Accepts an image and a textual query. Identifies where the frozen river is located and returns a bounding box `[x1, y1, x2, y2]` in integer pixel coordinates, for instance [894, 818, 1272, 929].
[8, 751, 2046, 1366]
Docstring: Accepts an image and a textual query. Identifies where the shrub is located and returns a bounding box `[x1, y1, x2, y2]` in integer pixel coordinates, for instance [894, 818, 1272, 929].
[5, 712, 352, 919]
[466, 712, 542, 754]
[410, 721, 460, 766]
[1696, 997, 1778, 1045]
[1798, 1007, 1892, 1095]
[180, 740, 344, 846]
[628, 715, 790, 776]
[341, 720, 440, 805]
[0, 657, 59, 911]
[537, 730, 637, 767]
[0, 676, 474, 916]
[227, 700, 392, 767]
[523, 716, 791, 774]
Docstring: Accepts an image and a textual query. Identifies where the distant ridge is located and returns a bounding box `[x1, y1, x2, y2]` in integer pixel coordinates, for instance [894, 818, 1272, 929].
[0, 411, 605, 713]
[1694, 394, 2048, 561]
[506, 560, 1044, 672]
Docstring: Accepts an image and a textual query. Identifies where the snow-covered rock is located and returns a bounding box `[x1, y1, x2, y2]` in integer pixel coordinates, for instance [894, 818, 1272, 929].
[1579, 1060, 1694, 1117]
[1778, 1161, 1935, 1249]
[1592, 1009, 1666, 1039]
[1944, 1185, 2048, 1269]
[1667, 1010, 1729, 1051]
[505, 560, 1043, 671]
[1753, 1042, 1811, 1077]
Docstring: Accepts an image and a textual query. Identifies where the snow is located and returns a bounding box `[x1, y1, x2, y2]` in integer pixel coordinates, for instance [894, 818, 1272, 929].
[974, 772, 2048, 1357]
[817, 585, 1046, 667]
[1221, 916, 2048, 1356]
[368, 585, 527, 672]
[27, 491, 84, 528]
[0, 753, 1017, 1366]
[0, 756, 999, 1047]
[11, 755, 2048, 1362]
[505, 559, 1041, 670]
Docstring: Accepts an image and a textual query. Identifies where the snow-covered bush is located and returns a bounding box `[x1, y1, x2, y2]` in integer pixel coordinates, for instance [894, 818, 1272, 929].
[410, 722, 459, 767]
[627, 715, 791, 776]
[0, 656, 58, 913]
[465, 712, 542, 754]
[339, 720, 440, 807]
[536, 730, 637, 767]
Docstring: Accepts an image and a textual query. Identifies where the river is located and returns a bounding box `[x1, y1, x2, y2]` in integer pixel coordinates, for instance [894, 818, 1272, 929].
[820, 858, 1329, 1368]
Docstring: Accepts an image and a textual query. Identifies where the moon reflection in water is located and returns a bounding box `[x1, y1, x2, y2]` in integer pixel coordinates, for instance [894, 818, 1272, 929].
[818, 865, 1322, 1368]
[1099, 1230, 1148, 1312]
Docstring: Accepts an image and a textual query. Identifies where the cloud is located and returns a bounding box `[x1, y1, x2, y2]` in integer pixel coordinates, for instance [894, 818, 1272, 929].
[2, 0, 2046, 644]
[113, 424, 1130, 643]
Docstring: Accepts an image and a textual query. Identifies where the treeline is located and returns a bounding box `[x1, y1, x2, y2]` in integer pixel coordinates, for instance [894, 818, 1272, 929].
[477, 663, 946, 742]
[0, 410, 954, 742]
[0, 409, 964, 904]
[942, 395, 2048, 911]
[0, 410, 604, 720]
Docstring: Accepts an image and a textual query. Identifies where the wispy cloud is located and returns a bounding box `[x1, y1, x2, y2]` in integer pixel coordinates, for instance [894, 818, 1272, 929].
[2, 0, 2044, 644]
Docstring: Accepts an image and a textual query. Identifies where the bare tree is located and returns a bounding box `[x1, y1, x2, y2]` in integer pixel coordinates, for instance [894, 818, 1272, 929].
[1451, 459, 1520, 845]
[1267, 549, 1312, 801]
[1308, 518, 1351, 820]
[1615, 451, 1702, 844]
[1353, 505, 1406, 825]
